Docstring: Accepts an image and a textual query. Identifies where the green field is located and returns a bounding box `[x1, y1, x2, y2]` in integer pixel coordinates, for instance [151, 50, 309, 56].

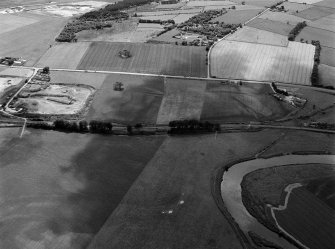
[212, 9, 263, 24]
[88, 130, 283, 249]
[86, 74, 164, 124]
[77, 42, 207, 77]
[0, 128, 164, 249]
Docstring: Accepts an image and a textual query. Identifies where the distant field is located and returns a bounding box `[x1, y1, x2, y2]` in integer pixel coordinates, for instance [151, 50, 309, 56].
[173, 13, 198, 24]
[314, 0, 335, 8]
[259, 11, 307, 25]
[77, 42, 207, 77]
[86, 74, 164, 124]
[294, 6, 335, 20]
[278, 2, 312, 14]
[212, 9, 263, 24]
[226, 26, 288, 46]
[36, 42, 91, 69]
[185, 0, 235, 7]
[296, 26, 335, 48]
[50, 70, 108, 89]
[0, 128, 164, 249]
[289, 0, 323, 3]
[308, 13, 335, 32]
[246, 18, 294, 36]
[200, 82, 294, 123]
[156, 78, 206, 124]
[150, 28, 180, 43]
[274, 186, 335, 249]
[0, 14, 67, 66]
[210, 40, 315, 85]
[0, 13, 38, 35]
[229, 0, 282, 7]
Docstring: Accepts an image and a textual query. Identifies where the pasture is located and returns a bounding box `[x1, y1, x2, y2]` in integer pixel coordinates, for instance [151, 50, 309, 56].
[261, 130, 335, 157]
[274, 186, 335, 249]
[211, 9, 263, 24]
[0, 14, 67, 66]
[200, 82, 294, 123]
[88, 130, 282, 249]
[86, 74, 164, 125]
[210, 40, 315, 85]
[0, 68, 34, 77]
[321, 47, 335, 67]
[246, 18, 294, 36]
[36, 42, 91, 69]
[226, 26, 288, 46]
[0, 128, 164, 249]
[318, 64, 335, 88]
[294, 6, 335, 20]
[296, 26, 335, 48]
[77, 42, 207, 77]
[156, 78, 206, 125]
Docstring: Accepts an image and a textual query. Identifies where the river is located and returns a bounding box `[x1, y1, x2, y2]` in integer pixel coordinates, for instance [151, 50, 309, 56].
[221, 154, 335, 249]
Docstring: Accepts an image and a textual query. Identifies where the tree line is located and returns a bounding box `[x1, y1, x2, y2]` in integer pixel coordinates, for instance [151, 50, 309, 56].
[311, 40, 321, 86]
[288, 21, 307, 41]
[168, 120, 220, 134]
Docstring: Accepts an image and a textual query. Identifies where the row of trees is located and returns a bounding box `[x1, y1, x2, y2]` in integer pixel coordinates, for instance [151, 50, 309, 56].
[288, 21, 307, 41]
[168, 120, 220, 134]
[29, 120, 114, 134]
[139, 19, 175, 25]
[311, 40, 321, 86]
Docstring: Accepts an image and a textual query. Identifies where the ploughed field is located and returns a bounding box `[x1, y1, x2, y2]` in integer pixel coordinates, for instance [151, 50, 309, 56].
[77, 42, 207, 77]
[0, 128, 164, 249]
[210, 40, 315, 85]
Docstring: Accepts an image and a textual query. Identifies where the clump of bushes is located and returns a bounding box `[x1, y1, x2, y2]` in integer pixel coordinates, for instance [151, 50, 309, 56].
[178, 10, 239, 40]
[288, 21, 307, 41]
[168, 119, 220, 134]
[311, 40, 321, 86]
[56, 0, 155, 42]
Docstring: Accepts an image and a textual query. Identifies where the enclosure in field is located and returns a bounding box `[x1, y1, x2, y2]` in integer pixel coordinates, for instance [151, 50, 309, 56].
[246, 18, 294, 36]
[77, 42, 207, 77]
[211, 9, 263, 24]
[200, 82, 295, 123]
[210, 40, 315, 85]
[86, 74, 164, 125]
[226, 26, 288, 46]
